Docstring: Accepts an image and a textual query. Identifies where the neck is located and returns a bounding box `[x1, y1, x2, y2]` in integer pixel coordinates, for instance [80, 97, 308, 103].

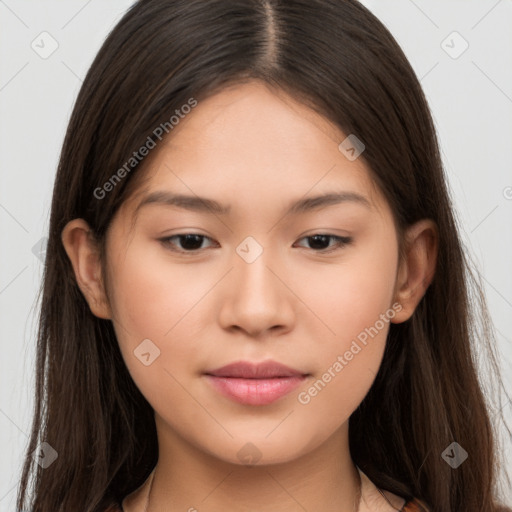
[140, 415, 361, 512]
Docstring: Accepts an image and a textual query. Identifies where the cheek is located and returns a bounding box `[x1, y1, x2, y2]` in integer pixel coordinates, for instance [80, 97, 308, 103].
[295, 343, 384, 447]
[107, 242, 210, 341]
[106, 243, 214, 396]
[291, 235, 398, 344]
[290, 237, 397, 415]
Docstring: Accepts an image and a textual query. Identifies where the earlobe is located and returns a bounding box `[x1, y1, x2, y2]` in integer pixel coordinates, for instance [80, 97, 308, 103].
[391, 219, 438, 324]
[61, 219, 112, 320]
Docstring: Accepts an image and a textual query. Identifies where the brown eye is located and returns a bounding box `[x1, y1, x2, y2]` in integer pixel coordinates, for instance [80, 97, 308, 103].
[159, 234, 217, 253]
[294, 234, 352, 252]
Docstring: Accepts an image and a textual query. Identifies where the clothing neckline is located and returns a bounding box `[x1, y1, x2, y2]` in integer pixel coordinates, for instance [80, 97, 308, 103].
[120, 466, 408, 512]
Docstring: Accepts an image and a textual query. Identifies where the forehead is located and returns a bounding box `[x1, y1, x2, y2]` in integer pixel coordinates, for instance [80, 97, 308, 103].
[121, 80, 387, 222]
[165, 80, 346, 151]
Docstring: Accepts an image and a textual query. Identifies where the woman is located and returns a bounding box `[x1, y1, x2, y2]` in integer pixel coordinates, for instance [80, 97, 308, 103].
[16, 1, 511, 511]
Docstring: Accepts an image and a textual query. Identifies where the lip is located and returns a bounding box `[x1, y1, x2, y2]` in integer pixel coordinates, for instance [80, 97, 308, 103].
[203, 360, 309, 406]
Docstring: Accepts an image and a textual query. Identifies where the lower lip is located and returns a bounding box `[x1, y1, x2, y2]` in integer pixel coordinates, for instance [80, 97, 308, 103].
[204, 375, 307, 405]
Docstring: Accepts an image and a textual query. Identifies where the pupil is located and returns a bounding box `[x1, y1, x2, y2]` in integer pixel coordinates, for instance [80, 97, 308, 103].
[309, 235, 329, 249]
[181, 234, 203, 250]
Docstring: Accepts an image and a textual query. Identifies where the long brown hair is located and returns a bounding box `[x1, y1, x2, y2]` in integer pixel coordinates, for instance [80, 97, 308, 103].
[16, 1, 511, 511]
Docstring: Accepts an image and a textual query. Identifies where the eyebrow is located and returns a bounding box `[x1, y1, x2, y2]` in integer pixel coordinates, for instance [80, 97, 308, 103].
[133, 190, 372, 218]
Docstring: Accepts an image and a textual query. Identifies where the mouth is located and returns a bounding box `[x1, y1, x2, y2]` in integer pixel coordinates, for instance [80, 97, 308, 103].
[203, 360, 310, 406]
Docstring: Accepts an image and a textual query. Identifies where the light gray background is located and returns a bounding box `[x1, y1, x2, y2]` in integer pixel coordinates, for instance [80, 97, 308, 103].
[1, 1, 511, 510]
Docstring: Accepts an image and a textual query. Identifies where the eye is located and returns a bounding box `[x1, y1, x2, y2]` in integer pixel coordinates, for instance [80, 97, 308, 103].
[293, 234, 352, 253]
[159, 233, 217, 253]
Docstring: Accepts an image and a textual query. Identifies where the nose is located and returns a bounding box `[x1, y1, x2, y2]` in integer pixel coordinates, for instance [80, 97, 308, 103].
[217, 244, 295, 338]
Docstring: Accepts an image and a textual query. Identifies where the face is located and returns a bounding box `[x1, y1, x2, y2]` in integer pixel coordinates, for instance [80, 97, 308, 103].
[102, 80, 402, 466]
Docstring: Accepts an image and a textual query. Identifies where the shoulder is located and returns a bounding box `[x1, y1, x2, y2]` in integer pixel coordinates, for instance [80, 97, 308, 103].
[357, 466, 425, 512]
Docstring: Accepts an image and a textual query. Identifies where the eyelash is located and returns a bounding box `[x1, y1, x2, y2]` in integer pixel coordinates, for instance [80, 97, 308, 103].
[158, 233, 353, 255]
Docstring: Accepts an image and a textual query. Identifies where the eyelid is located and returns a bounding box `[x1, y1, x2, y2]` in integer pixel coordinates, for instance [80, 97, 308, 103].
[158, 233, 217, 254]
[293, 234, 353, 253]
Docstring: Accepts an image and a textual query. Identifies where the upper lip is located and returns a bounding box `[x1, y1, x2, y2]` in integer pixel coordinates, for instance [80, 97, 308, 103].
[204, 360, 307, 379]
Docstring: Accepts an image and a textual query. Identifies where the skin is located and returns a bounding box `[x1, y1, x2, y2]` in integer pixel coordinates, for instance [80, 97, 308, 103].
[62, 80, 438, 511]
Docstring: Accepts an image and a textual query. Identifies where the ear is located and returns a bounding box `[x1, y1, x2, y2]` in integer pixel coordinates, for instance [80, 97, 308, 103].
[391, 219, 438, 324]
[61, 219, 112, 320]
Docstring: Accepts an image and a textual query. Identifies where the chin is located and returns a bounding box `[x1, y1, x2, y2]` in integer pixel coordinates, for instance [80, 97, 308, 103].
[200, 430, 322, 468]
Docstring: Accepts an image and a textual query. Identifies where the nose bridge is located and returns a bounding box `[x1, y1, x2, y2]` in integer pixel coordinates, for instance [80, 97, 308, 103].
[217, 235, 294, 334]
[234, 235, 281, 305]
